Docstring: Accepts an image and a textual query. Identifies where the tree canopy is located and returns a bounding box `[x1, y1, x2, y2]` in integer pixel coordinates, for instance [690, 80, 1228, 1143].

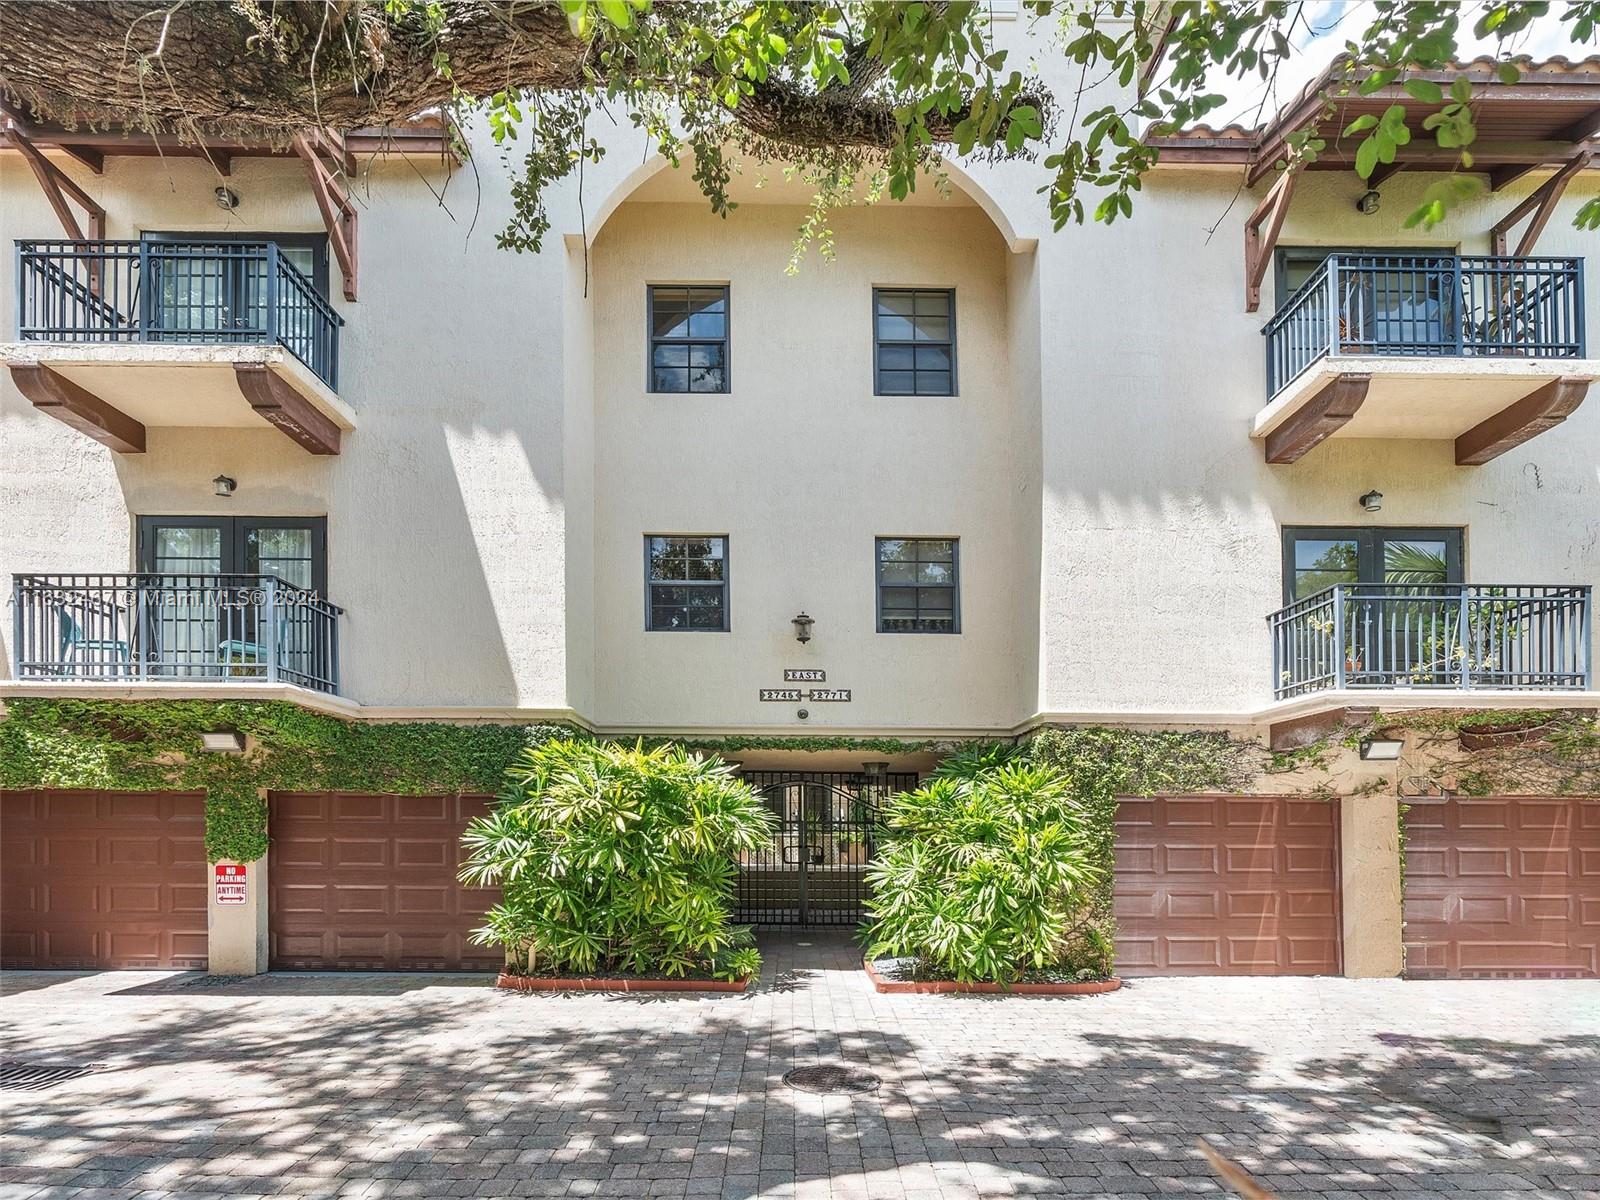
[3, 0, 1598, 252]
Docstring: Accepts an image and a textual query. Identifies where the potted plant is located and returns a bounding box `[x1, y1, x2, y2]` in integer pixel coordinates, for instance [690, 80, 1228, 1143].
[836, 830, 869, 865]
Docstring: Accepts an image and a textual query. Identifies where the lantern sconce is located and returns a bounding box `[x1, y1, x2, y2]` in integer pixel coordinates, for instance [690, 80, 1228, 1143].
[213, 474, 237, 498]
[791, 611, 814, 644]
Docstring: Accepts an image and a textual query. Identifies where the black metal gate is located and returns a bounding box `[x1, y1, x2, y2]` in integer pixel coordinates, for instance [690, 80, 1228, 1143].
[735, 770, 917, 927]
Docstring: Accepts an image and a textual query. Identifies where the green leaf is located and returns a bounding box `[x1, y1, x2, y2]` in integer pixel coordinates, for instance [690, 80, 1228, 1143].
[1403, 78, 1444, 104]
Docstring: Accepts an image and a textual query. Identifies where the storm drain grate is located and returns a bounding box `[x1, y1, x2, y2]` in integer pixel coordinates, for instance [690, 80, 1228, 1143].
[783, 1065, 881, 1095]
[0, 1061, 103, 1092]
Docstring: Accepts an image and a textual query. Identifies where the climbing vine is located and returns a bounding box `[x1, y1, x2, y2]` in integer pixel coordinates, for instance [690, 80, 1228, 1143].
[0, 699, 571, 863]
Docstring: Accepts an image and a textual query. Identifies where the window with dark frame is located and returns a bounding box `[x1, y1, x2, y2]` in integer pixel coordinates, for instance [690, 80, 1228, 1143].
[646, 535, 729, 631]
[649, 286, 729, 393]
[876, 538, 959, 633]
[1280, 526, 1463, 604]
[874, 288, 955, 396]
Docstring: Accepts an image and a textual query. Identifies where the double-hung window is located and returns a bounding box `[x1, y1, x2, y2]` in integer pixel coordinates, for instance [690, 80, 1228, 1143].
[646, 536, 729, 631]
[649, 285, 729, 393]
[876, 538, 959, 633]
[873, 288, 955, 395]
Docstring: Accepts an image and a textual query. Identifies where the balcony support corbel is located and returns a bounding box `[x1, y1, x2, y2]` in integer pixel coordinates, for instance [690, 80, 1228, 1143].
[1264, 372, 1370, 464]
[234, 363, 342, 455]
[1455, 376, 1590, 465]
[1244, 167, 1298, 313]
[8, 364, 145, 453]
[1490, 151, 1591, 256]
[292, 131, 358, 301]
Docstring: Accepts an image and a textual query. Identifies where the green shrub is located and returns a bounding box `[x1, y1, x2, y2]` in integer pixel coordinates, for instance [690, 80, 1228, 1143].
[459, 739, 774, 980]
[862, 744, 1109, 983]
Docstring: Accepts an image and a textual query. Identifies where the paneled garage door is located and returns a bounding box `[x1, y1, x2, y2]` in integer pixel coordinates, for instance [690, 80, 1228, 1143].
[1404, 797, 1599, 979]
[1115, 796, 1342, 975]
[0, 789, 208, 969]
[269, 792, 502, 970]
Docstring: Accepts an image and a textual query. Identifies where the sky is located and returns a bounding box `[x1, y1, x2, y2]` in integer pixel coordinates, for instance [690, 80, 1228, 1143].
[1212, 0, 1589, 130]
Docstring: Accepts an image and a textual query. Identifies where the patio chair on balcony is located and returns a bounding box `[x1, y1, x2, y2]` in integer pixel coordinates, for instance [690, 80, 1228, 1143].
[56, 608, 132, 676]
[217, 608, 291, 680]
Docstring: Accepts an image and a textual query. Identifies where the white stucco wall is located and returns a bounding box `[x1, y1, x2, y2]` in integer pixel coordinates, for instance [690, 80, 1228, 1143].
[587, 199, 1035, 731]
[2, 33, 1597, 729]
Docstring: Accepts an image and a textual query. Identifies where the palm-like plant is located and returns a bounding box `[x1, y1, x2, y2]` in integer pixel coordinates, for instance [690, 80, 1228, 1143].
[460, 739, 774, 979]
[863, 746, 1106, 984]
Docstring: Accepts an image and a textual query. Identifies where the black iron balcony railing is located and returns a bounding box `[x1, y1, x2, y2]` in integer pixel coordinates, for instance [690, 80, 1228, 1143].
[1263, 254, 1586, 395]
[14, 240, 342, 390]
[1269, 583, 1591, 700]
[12, 573, 342, 696]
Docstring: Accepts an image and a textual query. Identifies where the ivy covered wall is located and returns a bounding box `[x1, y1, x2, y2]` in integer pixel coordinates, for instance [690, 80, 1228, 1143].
[0, 699, 569, 862]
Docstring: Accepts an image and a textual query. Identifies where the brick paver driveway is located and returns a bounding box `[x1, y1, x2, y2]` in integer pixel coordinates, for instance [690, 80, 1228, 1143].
[2, 934, 1596, 1200]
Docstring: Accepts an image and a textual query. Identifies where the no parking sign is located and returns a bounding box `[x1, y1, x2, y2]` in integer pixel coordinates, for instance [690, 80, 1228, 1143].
[214, 863, 248, 905]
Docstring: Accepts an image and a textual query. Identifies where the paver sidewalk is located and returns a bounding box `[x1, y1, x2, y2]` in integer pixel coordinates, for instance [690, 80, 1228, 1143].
[1, 933, 1596, 1200]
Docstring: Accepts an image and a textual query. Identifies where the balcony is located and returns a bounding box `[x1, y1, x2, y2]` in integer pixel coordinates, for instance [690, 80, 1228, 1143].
[1255, 255, 1597, 464]
[2, 240, 353, 454]
[1269, 583, 1591, 701]
[12, 573, 342, 696]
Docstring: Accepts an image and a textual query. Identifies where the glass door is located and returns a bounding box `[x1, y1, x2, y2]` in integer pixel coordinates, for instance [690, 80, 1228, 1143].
[142, 233, 327, 344]
[138, 517, 326, 680]
[1284, 527, 1463, 685]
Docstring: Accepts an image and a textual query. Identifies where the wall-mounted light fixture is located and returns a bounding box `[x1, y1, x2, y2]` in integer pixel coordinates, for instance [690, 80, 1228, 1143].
[1359, 736, 1404, 761]
[862, 761, 889, 778]
[791, 611, 814, 643]
[1359, 489, 1383, 513]
[199, 729, 245, 754]
[213, 475, 236, 497]
[1356, 189, 1381, 215]
[215, 185, 241, 211]
[796, 708, 810, 721]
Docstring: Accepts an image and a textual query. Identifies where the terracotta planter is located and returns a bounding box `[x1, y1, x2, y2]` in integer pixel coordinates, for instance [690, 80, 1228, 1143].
[1457, 720, 1557, 751]
[863, 958, 1122, 996]
[496, 972, 750, 993]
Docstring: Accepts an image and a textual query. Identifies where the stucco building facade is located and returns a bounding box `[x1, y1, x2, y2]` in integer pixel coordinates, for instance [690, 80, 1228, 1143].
[2, 25, 1597, 980]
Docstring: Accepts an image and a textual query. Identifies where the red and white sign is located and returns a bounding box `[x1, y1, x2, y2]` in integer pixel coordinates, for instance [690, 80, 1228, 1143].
[214, 863, 248, 905]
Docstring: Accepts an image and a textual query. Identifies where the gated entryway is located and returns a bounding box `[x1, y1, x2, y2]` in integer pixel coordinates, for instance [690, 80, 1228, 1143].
[735, 771, 916, 926]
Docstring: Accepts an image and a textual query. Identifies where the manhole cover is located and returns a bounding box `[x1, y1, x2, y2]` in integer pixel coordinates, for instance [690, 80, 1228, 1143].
[783, 1065, 881, 1095]
[0, 1062, 102, 1092]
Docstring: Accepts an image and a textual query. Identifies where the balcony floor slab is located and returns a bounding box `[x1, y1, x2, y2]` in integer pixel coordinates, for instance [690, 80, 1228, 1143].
[0, 342, 355, 433]
[1253, 354, 1600, 449]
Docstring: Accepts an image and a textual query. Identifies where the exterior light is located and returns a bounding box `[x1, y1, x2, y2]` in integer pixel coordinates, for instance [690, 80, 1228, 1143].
[791, 611, 814, 643]
[199, 730, 245, 754]
[862, 761, 889, 777]
[1359, 737, 1404, 761]
[215, 186, 241, 210]
[213, 475, 236, 497]
[1359, 489, 1383, 512]
[1356, 189, 1381, 215]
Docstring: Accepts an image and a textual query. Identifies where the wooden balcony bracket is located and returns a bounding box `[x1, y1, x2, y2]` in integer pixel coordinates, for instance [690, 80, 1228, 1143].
[1264, 372, 1370, 464]
[292, 130, 358, 301]
[8, 364, 145, 453]
[234, 363, 342, 455]
[1244, 166, 1298, 313]
[1455, 375, 1590, 465]
[1491, 150, 1592, 256]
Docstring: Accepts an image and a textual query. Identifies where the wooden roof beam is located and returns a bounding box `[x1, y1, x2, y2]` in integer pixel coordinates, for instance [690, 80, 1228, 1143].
[1, 119, 105, 242]
[292, 131, 358, 302]
[1491, 150, 1591, 256]
[1244, 168, 1298, 313]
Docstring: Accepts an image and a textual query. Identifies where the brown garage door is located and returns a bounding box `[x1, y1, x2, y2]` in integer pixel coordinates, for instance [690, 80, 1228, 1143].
[269, 792, 502, 970]
[1404, 797, 1599, 979]
[1, 789, 208, 969]
[1115, 795, 1342, 975]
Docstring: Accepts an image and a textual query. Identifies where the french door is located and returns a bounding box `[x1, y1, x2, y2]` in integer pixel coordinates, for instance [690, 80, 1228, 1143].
[136, 517, 326, 679]
[143, 233, 326, 341]
[1283, 527, 1464, 685]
